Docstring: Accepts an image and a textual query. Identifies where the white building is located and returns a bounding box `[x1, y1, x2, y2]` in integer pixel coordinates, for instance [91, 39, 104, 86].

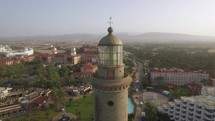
[71, 47, 77, 56]
[0, 45, 12, 53]
[158, 87, 215, 121]
[6, 48, 34, 57]
[150, 71, 209, 86]
[0, 87, 12, 99]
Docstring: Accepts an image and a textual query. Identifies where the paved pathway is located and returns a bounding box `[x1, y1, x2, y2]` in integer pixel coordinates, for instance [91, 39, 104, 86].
[132, 93, 141, 121]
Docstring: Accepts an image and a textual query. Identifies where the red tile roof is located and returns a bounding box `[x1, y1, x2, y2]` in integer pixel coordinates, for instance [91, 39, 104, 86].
[0, 58, 13, 63]
[30, 96, 49, 105]
[166, 83, 176, 89]
[82, 62, 96, 69]
[185, 83, 201, 93]
[37, 53, 50, 58]
[151, 68, 208, 74]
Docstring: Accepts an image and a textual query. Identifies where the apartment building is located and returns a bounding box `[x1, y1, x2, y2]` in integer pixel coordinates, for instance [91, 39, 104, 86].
[158, 87, 215, 121]
[150, 71, 209, 86]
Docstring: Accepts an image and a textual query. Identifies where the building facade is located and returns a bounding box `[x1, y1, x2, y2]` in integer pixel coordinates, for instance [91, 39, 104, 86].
[151, 71, 209, 86]
[158, 96, 215, 121]
[92, 27, 131, 121]
[38, 53, 81, 66]
[159, 86, 215, 121]
[6, 48, 34, 57]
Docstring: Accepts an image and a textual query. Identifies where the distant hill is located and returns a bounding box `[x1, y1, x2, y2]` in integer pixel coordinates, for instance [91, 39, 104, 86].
[117, 32, 215, 43]
[0, 32, 215, 43]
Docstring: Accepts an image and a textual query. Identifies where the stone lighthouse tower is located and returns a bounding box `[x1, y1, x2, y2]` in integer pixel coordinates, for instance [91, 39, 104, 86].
[92, 26, 132, 121]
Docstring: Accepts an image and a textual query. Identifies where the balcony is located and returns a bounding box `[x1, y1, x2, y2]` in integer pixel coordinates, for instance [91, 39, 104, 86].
[170, 106, 174, 109]
[196, 107, 202, 111]
[176, 108, 180, 112]
[195, 115, 201, 119]
[188, 112, 193, 116]
[196, 105, 202, 109]
[189, 103, 194, 107]
[203, 119, 211, 121]
[175, 112, 180, 116]
[175, 117, 179, 120]
[181, 107, 187, 112]
[182, 115, 186, 118]
[181, 113, 187, 118]
[182, 105, 187, 109]
[183, 101, 187, 104]
[204, 108, 214, 114]
[182, 102, 187, 107]
[203, 117, 213, 121]
[188, 117, 193, 121]
[176, 104, 180, 107]
[188, 108, 194, 112]
[195, 110, 202, 115]
[169, 110, 174, 113]
[204, 113, 213, 119]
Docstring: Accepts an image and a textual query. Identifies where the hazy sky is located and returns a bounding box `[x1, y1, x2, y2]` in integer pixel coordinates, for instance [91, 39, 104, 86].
[0, 0, 215, 37]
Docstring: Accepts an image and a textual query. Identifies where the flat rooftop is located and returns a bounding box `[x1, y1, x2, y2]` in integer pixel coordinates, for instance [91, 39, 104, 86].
[181, 96, 215, 107]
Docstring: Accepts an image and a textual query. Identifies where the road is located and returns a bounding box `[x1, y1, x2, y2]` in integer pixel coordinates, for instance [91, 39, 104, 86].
[133, 61, 144, 121]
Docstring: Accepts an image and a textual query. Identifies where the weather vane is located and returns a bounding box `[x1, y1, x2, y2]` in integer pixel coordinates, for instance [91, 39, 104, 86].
[108, 17, 113, 27]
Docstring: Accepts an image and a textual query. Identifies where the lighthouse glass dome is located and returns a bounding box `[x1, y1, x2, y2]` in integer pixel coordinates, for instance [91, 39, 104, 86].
[99, 46, 123, 66]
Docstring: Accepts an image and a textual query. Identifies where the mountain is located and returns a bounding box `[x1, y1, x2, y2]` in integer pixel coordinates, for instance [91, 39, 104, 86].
[117, 32, 215, 43]
[0, 32, 215, 43]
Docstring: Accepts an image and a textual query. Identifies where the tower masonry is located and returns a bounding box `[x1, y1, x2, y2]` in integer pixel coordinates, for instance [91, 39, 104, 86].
[92, 27, 132, 121]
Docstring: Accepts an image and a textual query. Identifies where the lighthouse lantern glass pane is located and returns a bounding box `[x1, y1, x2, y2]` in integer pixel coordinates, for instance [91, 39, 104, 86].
[99, 46, 123, 66]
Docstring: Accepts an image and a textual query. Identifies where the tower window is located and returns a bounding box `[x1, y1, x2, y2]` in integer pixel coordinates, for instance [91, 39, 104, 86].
[107, 101, 114, 106]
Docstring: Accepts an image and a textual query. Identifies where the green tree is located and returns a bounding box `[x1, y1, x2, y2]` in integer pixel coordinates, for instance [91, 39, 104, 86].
[51, 87, 67, 110]
[144, 102, 158, 121]
[157, 111, 171, 121]
[156, 77, 166, 91]
[80, 76, 90, 84]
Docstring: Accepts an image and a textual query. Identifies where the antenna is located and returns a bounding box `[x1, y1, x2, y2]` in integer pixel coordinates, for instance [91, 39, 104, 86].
[108, 17, 113, 27]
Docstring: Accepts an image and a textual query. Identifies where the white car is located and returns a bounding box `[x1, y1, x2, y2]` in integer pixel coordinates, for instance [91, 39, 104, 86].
[140, 102, 143, 106]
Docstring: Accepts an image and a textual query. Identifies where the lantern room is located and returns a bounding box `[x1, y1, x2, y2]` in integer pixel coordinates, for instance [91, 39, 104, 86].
[97, 27, 125, 80]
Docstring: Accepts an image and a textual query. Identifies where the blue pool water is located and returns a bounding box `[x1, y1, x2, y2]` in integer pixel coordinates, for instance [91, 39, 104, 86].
[128, 98, 134, 114]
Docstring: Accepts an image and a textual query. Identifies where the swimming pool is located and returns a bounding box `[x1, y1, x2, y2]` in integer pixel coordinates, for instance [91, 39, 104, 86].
[128, 97, 134, 114]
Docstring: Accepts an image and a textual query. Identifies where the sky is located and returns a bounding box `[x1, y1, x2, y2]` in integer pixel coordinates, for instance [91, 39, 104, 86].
[0, 0, 215, 37]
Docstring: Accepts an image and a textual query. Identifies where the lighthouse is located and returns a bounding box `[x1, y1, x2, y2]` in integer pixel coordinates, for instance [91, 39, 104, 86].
[92, 26, 132, 121]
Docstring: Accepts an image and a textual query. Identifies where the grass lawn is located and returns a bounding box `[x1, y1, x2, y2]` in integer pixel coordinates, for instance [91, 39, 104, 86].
[170, 86, 195, 99]
[7, 108, 58, 121]
[4, 95, 94, 121]
[65, 95, 94, 121]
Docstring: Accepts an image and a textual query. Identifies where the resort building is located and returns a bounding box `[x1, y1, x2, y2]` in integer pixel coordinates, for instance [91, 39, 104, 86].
[158, 87, 215, 121]
[6, 48, 34, 57]
[150, 69, 209, 85]
[0, 45, 12, 53]
[0, 55, 35, 67]
[79, 45, 98, 64]
[37, 49, 81, 66]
